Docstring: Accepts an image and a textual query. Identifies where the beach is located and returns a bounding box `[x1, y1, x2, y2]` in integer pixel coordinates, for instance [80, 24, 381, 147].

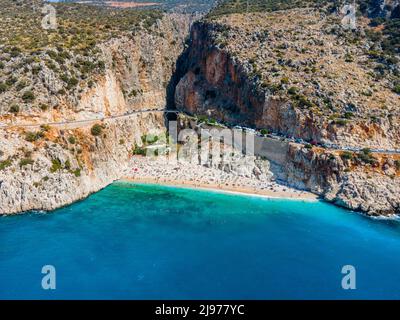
[122, 156, 318, 201]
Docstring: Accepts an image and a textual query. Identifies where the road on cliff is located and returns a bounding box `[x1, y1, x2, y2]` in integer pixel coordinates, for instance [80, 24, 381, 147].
[0, 109, 179, 130]
[1, 109, 399, 154]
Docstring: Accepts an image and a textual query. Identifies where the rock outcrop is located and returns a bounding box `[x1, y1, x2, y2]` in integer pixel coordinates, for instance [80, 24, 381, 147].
[1, 1, 400, 218]
[283, 144, 400, 216]
[0, 14, 192, 214]
[175, 11, 400, 150]
[174, 12, 400, 216]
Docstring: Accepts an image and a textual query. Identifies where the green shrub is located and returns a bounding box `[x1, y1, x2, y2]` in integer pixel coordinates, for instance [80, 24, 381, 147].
[197, 115, 208, 123]
[68, 136, 76, 144]
[19, 158, 34, 168]
[16, 80, 28, 91]
[341, 151, 353, 160]
[357, 148, 376, 165]
[0, 82, 8, 93]
[64, 160, 71, 170]
[361, 148, 371, 155]
[344, 53, 354, 62]
[0, 159, 12, 170]
[393, 85, 400, 94]
[91, 124, 103, 136]
[50, 159, 63, 173]
[260, 129, 269, 136]
[25, 131, 44, 142]
[334, 119, 348, 126]
[40, 124, 50, 132]
[5, 77, 16, 86]
[132, 143, 146, 156]
[9, 104, 20, 114]
[10, 47, 21, 57]
[32, 65, 42, 75]
[141, 134, 159, 145]
[129, 89, 138, 97]
[280, 77, 289, 84]
[33, 181, 41, 188]
[72, 168, 81, 177]
[39, 103, 49, 111]
[292, 94, 315, 109]
[22, 90, 35, 102]
[395, 160, 400, 170]
[343, 112, 354, 119]
[67, 77, 79, 89]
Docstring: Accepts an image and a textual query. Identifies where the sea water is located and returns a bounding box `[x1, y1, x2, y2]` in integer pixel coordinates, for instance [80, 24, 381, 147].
[1, 182, 400, 299]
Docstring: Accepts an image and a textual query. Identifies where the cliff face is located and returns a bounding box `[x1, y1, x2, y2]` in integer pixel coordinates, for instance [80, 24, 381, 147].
[0, 14, 191, 214]
[175, 11, 400, 150]
[366, 0, 400, 17]
[0, 113, 164, 213]
[283, 145, 400, 216]
[174, 13, 400, 216]
[176, 111, 400, 216]
[176, 22, 302, 134]
[1, 4, 399, 217]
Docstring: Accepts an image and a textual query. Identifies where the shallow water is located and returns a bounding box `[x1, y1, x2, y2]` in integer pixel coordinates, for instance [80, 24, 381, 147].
[1, 182, 400, 299]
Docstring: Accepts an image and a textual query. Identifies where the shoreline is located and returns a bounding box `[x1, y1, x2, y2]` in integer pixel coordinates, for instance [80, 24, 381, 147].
[120, 177, 319, 201]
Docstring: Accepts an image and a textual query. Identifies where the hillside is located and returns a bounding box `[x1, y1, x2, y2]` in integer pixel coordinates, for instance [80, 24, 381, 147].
[174, 0, 400, 215]
[0, 0, 164, 119]
[175, 1, 400, 149]
[1, 0, 400, 216]
[0, 0, 192, 214]
[70, 0, 216, 12]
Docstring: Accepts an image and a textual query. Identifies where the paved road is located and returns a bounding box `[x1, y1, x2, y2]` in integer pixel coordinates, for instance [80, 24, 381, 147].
[198, 122, 400, 155]
[0, 109, 179, 129]
[1, 108, 399, 154]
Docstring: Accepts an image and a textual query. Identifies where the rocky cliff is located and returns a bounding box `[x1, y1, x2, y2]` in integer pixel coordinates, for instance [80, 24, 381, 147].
[1, 0, 400, 217]
[283, 144, 400, 216]
[0, 13, 191, 214]
[175, 11, 400, 149]
[174, 7, 400, 216]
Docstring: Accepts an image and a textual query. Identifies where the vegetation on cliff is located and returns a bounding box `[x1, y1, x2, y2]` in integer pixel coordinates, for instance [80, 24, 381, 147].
[0, 0, 163, 114]
[0, 0, 163, 52]
[210, 1, 399, 58]
[192, 1, 400, 150]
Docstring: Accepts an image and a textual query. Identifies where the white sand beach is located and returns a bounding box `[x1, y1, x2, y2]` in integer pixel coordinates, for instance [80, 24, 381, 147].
[122, 156, 318, 201]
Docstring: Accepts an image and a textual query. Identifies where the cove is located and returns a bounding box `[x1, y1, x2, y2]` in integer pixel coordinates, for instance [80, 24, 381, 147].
[1, 181, 400, 299]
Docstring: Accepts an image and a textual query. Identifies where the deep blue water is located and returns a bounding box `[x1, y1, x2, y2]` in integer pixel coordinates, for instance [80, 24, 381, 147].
[1, 182, 400, 299]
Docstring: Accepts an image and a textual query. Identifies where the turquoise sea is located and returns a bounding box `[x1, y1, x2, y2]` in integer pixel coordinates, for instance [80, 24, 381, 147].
[1, 182, 400, 299]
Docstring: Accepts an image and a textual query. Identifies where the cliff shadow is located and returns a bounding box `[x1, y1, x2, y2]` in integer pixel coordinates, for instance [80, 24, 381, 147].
[164, 31, 192, 124]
